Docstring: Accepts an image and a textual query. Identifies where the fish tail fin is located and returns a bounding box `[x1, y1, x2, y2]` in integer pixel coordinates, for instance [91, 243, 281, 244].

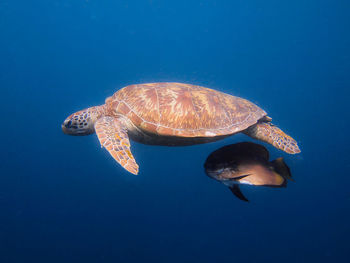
[271, 157, 293, 182]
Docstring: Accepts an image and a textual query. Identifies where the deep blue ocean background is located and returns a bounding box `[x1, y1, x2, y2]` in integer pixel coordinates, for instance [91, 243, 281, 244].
[1, 1, 349, 262]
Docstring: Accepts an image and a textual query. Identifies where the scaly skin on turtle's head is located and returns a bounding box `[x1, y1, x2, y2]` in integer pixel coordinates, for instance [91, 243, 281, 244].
[62, 105, 105, 136]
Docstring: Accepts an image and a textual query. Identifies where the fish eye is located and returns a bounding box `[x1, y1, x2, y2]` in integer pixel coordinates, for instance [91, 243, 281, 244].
[215, 167, 224, 173]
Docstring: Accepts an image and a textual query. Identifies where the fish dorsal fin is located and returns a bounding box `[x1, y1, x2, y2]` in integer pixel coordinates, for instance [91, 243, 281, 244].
[229, 185, 249, 202]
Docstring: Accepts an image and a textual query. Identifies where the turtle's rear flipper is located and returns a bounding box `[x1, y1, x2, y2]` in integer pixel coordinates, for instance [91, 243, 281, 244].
[244, 122, 301, 154]
[95, 116, 139, 175]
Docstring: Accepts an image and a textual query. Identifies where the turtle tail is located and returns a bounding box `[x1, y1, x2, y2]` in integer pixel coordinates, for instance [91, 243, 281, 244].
[244, 122, 301, 154]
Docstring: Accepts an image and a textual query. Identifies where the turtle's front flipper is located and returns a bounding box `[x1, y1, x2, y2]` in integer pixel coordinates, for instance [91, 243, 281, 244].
[244, 122, 301, 154]
[95, 116, 139, 175]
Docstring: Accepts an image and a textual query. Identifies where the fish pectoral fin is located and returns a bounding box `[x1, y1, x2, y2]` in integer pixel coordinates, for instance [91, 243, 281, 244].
[94, 116, 139, 175]
[228, 174, 251, 181]
[229, 185, 249, 202]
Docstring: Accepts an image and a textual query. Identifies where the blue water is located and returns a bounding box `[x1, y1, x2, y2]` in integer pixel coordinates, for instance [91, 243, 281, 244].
[1, 1, 349, 262]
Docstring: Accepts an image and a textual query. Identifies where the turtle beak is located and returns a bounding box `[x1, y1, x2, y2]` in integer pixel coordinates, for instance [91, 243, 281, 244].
[61, 123, 66, 132]
[62, 119, 81, 135]
[62, 120, 73, 134]
[61, 117, 95, 136]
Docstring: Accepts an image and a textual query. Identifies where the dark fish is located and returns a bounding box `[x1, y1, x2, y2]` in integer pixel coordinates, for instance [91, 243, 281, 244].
[204, 142, 292, 201]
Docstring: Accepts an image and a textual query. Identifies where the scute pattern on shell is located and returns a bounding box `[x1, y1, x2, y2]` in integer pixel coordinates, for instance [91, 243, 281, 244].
[105, 83, 266, 137]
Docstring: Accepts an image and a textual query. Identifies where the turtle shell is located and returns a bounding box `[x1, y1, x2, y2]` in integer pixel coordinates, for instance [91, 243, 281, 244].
[105, 82, 266, 137]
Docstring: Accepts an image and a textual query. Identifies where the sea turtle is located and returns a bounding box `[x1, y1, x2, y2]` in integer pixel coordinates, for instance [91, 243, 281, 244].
[62, 82, 300, 175]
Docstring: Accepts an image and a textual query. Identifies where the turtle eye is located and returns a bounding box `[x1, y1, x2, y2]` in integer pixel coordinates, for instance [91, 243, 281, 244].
[66, 120, 72, 128]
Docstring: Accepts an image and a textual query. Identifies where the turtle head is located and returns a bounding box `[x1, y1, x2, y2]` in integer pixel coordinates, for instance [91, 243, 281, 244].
[62, 106, 104, 136]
